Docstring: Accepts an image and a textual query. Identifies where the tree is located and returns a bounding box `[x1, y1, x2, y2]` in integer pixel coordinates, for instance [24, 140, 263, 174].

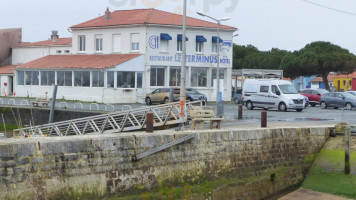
[232, 44, 259, 69]
[280, 41, 356, 91]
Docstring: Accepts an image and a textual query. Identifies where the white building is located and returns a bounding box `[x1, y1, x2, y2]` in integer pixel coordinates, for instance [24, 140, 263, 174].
[12, 8, 237, 103]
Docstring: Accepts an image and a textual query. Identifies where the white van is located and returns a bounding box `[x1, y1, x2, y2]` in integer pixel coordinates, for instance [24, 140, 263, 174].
[242, 79, 305, 112]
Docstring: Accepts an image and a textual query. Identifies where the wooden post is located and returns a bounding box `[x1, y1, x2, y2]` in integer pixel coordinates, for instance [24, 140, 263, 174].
[146, 112, 153, 133]
[335, 123, 351, 174]
[261, 111, 267, 128]
[238, 104, 243, 120]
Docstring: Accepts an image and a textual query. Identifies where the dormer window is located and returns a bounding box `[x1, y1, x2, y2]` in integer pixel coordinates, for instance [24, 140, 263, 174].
[95, 35, 103, 52]
[78, 35, 86, 52]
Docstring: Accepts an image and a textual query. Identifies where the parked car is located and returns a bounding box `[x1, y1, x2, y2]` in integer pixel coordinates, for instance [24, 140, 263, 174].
[145, 88, 180, 105]
[303, 95, 309, 108]
[346, 91, 356, 96]
[242, 79, 305, 112]
[185, 88, 207, 104]
[145, 88, 207, 105]
[320, 92, 356, 110]
[300, 88, 329, 107]
[232, 88, 242, 104]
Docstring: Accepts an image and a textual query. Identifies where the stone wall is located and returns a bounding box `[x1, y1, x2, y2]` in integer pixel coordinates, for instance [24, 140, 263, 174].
[0, 126, 329, 200]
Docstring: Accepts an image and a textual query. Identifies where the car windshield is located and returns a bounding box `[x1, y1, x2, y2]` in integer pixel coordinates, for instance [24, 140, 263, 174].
[317, 89, 329, 94]
[278, 85, 298, 94]
[186, 88, 199, 94]
[347, 92, 356, 96]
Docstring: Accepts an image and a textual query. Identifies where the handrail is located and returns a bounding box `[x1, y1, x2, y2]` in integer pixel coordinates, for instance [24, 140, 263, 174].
[13, 100, 203, 137]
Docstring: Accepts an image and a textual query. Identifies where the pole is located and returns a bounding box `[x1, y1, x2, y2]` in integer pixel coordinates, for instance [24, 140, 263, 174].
[179, 0, 187, 130]
[216, 21, 224, 117]
[48, 85, 58, 124]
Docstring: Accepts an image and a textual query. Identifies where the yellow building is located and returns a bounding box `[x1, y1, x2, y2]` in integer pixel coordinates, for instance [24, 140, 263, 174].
[332, 72, 356, 92]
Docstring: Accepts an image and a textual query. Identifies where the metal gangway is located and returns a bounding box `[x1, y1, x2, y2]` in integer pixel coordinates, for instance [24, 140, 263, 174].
[13, 101, 204, 137]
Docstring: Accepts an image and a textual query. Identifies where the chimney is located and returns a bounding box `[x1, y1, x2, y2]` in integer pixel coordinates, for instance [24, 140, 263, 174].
[105, 8, 111, 20]
[51, 30, 59, 42]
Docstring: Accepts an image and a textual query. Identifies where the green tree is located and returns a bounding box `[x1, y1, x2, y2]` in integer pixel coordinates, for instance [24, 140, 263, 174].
[281, 41, 356, 91]
[232, 44, 259, 69]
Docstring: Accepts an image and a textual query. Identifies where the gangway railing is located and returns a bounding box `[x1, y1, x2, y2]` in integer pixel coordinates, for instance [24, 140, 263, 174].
[13, 101, 204, 137]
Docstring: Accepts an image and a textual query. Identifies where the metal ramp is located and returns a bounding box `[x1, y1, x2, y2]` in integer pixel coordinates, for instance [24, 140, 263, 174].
[13, 101, 204, 137]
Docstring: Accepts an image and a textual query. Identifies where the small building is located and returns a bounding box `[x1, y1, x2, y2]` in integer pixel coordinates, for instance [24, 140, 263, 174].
[309, 76, 333, 90]
[332, 72, 356, 92]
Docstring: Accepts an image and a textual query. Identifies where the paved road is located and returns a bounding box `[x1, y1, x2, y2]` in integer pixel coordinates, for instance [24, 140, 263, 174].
[279, 188, 349, 200]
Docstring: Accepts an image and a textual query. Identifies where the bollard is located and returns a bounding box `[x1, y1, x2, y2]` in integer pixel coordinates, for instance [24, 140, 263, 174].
[146, 112, 154, 133]
[238, 104, 243, 120]
[261, 111, 267, 128]
[335, 123, 351, 174]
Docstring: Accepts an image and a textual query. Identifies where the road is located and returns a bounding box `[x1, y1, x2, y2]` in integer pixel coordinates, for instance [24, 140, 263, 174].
[0, 97, 355, 126]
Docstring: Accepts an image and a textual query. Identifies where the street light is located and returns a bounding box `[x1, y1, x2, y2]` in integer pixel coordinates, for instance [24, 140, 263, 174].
[197, 12, 230, 116]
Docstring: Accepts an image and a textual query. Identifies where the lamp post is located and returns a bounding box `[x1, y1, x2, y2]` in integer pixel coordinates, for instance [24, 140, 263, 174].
[179, 0, 187, 130]
[196, 12, 230, 116]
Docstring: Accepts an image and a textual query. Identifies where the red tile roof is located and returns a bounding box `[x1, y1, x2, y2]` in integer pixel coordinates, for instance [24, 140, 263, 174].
[71, 9, 236, 30]
[0, 65, 15, 74]
[15, 38, 72, 47]
[332, 71, 356, 79]
[17, 54, 141, 69]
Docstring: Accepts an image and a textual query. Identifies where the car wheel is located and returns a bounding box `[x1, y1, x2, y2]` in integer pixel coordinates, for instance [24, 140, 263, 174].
[263, 108, 268, 110]
[246, 101, 254, 110]
[145, 97, 152, 105]
[187, 97, 193, 102]
[334, 107, 338, 109]
[296, 109, 303, 112]
[311, 103, 316, 107]
[320, 101, 327, 109]
[345, 103, 352, 110]
[234, 98, 239, 104]
[278, 102, 287, 112]
[164, 97, 169, 104]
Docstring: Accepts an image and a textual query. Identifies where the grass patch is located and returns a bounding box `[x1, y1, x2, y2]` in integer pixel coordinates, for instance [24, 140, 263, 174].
[302, 168, 356, 198]
[0, 124, 19, 132]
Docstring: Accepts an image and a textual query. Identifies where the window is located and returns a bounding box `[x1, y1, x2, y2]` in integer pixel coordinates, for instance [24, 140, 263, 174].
[150, 67, 165, 86]
[177, 40, 182, 52]
[107, 71, 115, 88]
[212, 43, 217, 53]
[92, 71, 104, 87]
[56, 50, 62, 54]
[40, 71, 55, 86]
[17, 71, 24, 85]
[57, 71, 72, 86]
[95, 35, 103, 52]
[78, 35, 86, 52]
[137, 72, 143, 88]
[117, 72, 135, 88]
[211, 69, 225, 87]
[191, 68, 207, 87]
[260, 86, 269, 93]
[160, 33, 171, 52]
[212, 36, 222, 53]
[271, 85, 280, 94]
[343, 80, 346, 85]
[112, 34, 121, 52]
[74, 71, 90, 87]
[170, 68, 181, 86]
[131, 33, 139, 51]
[195, 36, 207, 53]
[25, 71, 39, 85]
[196, 42, 203, 53]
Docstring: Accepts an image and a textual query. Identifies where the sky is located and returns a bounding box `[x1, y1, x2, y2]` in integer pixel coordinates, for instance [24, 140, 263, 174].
[1, 0, 356, 53]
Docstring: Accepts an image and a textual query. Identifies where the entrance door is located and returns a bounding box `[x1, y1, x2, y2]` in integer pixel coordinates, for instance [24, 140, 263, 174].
[8, 76, 13, 95]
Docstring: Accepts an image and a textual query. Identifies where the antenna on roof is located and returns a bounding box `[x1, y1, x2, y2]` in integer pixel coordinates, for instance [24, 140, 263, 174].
[105, 8, 111, 20]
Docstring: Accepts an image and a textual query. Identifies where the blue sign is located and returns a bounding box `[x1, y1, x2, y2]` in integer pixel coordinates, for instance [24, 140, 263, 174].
[149, 35, 159, 49]
[221, 40, 232, 52]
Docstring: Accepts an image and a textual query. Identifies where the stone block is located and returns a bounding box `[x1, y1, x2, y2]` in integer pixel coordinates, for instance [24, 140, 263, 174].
[17, 158, 30, 165]
[5, 160, 16, 167]
[239, 130, 249, 141]
[31, 157, 43, 164]
[6, 168, 14, 175]
[0, 144, 14, 158]
[13, 143, 36, 157]
[0, 168, 4, 176]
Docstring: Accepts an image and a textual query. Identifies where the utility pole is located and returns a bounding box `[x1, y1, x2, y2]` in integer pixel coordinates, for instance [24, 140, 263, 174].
[179, 0, 187, 130]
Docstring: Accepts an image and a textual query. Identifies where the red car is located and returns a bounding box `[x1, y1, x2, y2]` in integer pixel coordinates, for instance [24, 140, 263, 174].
[300, 89, 329, 107]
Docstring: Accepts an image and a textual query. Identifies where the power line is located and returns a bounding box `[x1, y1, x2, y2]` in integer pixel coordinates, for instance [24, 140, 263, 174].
[301, 0, 356, 17]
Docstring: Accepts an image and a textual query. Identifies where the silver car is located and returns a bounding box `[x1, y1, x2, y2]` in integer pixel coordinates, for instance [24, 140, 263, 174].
[320, 92, 356, 110]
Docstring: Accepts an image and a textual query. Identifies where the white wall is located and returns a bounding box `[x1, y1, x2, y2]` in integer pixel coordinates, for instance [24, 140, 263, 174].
[12, 46, 72, 65]
[0, 75, 10, 96]
[71, 26, 147, 55]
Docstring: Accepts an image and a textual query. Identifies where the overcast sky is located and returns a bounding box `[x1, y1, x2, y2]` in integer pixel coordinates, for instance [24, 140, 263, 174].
[1, 0, 356, 53]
